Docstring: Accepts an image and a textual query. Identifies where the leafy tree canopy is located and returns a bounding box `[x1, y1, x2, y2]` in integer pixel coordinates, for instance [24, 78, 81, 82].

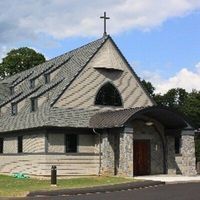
[141, 80, 155, 97]
[141, 79, 200, 128]
[181, 90, 200, 128]
[155, 88, 188, 109]
[0, 47, 45, 79]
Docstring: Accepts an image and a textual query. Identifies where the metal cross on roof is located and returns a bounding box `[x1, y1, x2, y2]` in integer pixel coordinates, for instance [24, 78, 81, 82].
[100, 12, 110, 36]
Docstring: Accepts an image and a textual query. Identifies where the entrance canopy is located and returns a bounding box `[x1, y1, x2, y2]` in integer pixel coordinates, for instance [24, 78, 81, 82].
[90, 106, 189, 129]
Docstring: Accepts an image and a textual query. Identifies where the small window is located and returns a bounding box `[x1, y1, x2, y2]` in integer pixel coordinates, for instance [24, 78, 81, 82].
[175, 135, 181, 154]
[11, 103, 17, 115]
[0, 138, 3, 153]
[18, 136, 23, 153]
[30, 98, 38, 112]
[65, 134, 77, 153]
[10, 86, 14, 95]
[30, 79, 35, 89]
[95, 83, 122, 106]
[44, 74, 50, 84]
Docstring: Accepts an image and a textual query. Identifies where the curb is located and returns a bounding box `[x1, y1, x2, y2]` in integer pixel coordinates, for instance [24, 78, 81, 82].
[27, 180, 165, 197]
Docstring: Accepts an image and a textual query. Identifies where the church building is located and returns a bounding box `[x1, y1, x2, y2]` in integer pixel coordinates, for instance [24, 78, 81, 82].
[0, 34, 197, 177]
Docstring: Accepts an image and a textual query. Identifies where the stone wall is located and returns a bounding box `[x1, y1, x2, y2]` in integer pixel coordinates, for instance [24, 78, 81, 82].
[176, 129, 197, 176]
[101, 131, 115, 175]
[118, 127, 133, 177]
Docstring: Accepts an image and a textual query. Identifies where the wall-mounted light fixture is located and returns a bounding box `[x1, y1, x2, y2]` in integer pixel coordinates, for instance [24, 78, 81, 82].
[145, 121, 154, 126]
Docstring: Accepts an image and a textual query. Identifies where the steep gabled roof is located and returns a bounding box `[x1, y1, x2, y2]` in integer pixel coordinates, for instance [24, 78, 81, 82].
[0, 36, 108, 133]
[0, 35, 157, 133]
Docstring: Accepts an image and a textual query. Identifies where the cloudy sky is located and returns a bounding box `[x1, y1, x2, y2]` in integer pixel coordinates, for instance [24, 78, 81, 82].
[0, 0, 200, 94]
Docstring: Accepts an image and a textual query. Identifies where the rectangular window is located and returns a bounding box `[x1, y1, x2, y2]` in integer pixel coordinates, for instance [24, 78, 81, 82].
[175, 135, 181, 154]
[18, 136, 23, 153]
[0, 138, 3, 153]
[30, 98, 38, 112]
[65, 134, 77, 153]
[44, 74, 50, 84]
[10, 86, 14, 95]
[30, 79, 35, 89]
[11, 103, 17, 115]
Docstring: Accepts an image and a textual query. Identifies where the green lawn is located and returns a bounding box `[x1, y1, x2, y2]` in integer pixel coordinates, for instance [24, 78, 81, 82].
[0, 175, 135, 197]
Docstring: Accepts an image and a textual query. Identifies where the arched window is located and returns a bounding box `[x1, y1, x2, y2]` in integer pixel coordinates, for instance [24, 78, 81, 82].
[95, 83, 122, 106]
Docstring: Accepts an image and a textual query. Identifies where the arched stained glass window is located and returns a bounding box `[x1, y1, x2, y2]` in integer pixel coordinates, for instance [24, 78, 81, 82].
[95, 83, 122, 106]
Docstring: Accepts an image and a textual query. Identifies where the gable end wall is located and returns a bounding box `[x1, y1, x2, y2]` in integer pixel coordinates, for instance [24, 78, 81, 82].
[55, 39, 153, 110]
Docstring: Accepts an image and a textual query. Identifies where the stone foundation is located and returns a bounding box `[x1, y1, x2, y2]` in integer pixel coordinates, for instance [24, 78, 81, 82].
[118, 127, 133, 177]
[101, 131, 115, 175]
[177, 129, 197, 176]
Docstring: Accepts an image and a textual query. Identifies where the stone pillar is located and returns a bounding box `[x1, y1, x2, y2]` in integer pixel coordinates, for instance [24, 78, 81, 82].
[180, 129, 197, 176]
[166, 135, 176, 174]
[101, 131, 115, 175]
[118, 126, 133, 177]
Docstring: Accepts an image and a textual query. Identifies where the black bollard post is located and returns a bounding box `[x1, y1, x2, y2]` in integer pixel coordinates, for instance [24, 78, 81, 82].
[51, 165, 57, 186]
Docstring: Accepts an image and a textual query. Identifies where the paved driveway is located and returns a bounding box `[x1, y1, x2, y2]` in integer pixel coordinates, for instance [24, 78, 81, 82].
[16, 183, 200, 200]
[134, 175, 200, 183]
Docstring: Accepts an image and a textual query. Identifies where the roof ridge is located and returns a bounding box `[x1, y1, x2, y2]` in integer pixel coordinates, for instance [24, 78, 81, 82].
[50, 35, 109, 107]
[42, 35, 108, 64]
[0, 36, 108, 83]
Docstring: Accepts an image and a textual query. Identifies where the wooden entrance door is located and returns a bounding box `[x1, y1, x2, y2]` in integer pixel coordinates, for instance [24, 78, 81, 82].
[134, 140, 150, 176]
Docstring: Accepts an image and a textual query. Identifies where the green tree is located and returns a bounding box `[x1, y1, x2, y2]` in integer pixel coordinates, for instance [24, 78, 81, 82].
[142, 79, 200, 161]
[0, 47, 45, 79]
[180, 90, 200, 128]
[155, 88, 188, 110]
[141, 79, 155, 97]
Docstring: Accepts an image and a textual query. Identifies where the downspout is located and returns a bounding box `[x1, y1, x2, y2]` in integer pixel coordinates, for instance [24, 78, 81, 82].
[93, 128, 102, 176]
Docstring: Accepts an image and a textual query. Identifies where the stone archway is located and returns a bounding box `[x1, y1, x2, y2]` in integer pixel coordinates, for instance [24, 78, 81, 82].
[90, 106, 197, 177]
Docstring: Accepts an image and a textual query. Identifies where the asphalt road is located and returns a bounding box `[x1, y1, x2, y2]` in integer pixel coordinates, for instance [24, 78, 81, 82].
[18, 183, 200, 200]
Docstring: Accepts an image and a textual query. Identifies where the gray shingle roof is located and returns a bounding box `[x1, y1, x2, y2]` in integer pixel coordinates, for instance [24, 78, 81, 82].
[0, 34, 189, 133]
[89, 107, 144, 128]
[89, 106, 189, 129]
[0, 36, 108, 133]
[0, 91, 23, 107]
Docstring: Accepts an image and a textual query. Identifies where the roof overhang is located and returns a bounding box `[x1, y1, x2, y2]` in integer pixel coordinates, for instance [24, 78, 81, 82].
[89, 106, 190, 129]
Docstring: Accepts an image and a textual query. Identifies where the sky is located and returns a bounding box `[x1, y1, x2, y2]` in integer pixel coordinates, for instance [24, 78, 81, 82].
[0, 0, 200, 94]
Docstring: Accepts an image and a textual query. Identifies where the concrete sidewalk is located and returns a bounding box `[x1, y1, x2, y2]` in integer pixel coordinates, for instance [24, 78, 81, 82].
[134, 175, 200, 183]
